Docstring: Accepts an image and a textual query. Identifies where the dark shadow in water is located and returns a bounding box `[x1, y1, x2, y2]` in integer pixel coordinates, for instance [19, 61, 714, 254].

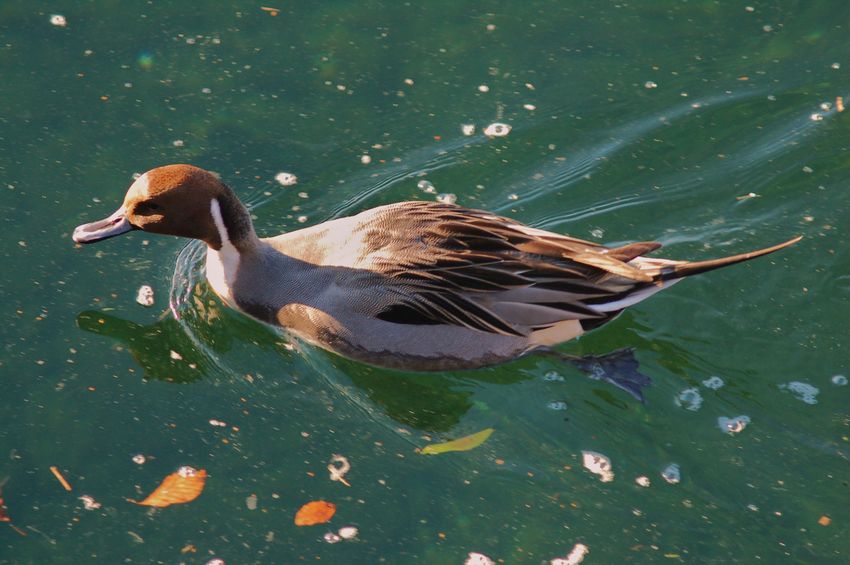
[75, 296, 285, 384]
[325, 357, 533, 432]
[75, 305, 703, 432]
[77, 310, 214, 383]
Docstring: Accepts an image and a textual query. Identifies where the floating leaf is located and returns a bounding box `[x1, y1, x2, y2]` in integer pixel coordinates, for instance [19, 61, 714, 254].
[294, 500, 336, 526]
[420, 428, 494, 455]
[49, 466, 72, 491]
[0, 496, 9, 522]
[131, 466, 207, 507]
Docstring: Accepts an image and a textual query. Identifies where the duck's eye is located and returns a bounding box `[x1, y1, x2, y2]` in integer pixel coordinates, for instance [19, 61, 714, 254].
[134, 202, 163, 215]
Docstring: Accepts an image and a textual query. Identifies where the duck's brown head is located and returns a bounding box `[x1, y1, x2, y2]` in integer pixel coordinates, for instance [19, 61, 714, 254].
[72, 164, 254, 249]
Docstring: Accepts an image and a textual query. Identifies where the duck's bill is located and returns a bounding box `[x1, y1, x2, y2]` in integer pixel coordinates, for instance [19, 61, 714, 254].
[73, 207, 135, 244]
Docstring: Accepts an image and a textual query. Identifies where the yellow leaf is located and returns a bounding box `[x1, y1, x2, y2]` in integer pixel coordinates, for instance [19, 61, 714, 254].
[420, 428, 494, 455]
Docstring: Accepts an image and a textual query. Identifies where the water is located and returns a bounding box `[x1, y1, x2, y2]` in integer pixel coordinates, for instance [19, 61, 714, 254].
[2, 2, 849, 562]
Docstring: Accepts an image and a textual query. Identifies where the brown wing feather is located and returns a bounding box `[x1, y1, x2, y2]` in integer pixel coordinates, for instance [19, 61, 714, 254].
[357, 202, 652, 336]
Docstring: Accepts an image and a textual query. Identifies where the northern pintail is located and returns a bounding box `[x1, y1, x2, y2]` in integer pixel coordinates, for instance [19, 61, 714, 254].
[73, 164, 800, 400]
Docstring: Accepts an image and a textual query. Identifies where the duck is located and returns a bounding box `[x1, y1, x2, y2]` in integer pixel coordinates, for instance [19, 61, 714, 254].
[72, 164, 800, 401]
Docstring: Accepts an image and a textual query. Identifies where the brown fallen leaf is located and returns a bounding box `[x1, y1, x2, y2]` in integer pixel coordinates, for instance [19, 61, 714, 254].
[0, 478, 10, 522]
[130, 467, 207, 507]
[294, 500, 336, 526]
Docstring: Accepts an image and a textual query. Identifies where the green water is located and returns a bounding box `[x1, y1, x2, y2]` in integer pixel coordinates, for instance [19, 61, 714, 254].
[2, 1, 849, 563]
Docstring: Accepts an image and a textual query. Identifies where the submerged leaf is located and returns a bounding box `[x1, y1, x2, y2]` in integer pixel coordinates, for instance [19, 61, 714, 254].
[420, 428, 494, 455]
[294, 500, 336, 526]
[131, 466, 207, 507]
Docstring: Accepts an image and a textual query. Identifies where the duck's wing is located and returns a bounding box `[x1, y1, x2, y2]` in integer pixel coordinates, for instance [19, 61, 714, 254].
[342, 201, 663, 337]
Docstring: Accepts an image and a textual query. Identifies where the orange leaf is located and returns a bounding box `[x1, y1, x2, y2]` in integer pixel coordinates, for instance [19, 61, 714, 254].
[294, 500, 336, 526]
[0, 498, 9, 522]
[131, 467, 207, 507]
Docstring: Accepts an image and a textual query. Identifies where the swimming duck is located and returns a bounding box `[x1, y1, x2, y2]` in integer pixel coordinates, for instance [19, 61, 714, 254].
[73, 164, 800, 400]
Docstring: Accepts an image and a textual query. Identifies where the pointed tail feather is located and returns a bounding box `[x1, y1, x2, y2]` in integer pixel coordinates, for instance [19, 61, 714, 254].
[659, 235, 802, 281]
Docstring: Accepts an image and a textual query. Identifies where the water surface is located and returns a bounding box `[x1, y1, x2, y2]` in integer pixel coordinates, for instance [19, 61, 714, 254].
[1, 2, 848, 563]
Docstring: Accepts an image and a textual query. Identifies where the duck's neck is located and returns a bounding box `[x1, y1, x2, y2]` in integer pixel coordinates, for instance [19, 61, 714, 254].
[205, 189, 259, 307]
[208, 189, 259, 251]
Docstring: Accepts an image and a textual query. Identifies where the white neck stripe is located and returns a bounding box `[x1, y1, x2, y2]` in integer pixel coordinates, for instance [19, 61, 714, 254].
[210, 198, 230, 245]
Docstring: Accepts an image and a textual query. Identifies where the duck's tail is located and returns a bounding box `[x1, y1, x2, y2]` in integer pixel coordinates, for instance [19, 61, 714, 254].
[658, 235, 802, 281]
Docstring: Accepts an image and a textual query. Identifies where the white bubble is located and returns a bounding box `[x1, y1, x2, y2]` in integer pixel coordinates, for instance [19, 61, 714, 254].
[582, 451, 614, 482]
[718, 415, 750, 435]
[50, 14, 67, 27]
[436, 193, 457, 205]
[323, 532, 341, 544]
[635, 476, 651, 487]
[675, 387, 703, 411]
[831, 375, 847, 386]
[135, 285, 154, 307]
[543, 371, 564, 382]
[172, 139, 185, 147]
[661, 463, 680, 484]
[338, 526, 358, 540]
[550, 543, 589, 565]
[483, 122, 511, 137]
[461, 124, 476, 136]
[547, 401, 568, 411]
[275, 172, 298, 186]
[780, 381, 819, 404]
[360, 154, 372, 165]
[478, 84, 490, 93]
[132, 454, 146, 465]
[79, 495, 101, 510]
[177, 466, 199, 478]
[465, 553, 495, 565]
[644, 81, 658, 89]
[702, 376, 725, 390]
[523, 103, 537, 111]
[417, 180, 436, 194]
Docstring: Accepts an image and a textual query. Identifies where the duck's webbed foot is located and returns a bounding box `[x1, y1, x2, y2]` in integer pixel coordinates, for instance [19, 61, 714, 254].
[540, 347, 651, 403]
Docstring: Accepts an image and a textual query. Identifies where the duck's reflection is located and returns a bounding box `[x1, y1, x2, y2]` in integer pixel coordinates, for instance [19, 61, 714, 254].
[77, 310, 213, 384]
[76, 297, 701, 432]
